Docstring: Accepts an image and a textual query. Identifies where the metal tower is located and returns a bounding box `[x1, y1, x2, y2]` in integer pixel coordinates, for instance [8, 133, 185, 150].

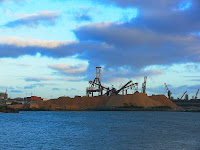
[86, 67, 104, 97]
[164, 83, 172, 99]
[142, 76, 147, 94]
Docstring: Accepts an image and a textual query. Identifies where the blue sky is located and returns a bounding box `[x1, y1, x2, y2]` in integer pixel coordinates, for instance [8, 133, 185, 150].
[0, 0, 199, 99]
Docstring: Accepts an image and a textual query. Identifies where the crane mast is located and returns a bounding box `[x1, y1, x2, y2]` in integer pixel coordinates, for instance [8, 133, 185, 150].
[164, 83, 172, 99]
[142, 76, 147, 94]
[86, 67, 103, 97]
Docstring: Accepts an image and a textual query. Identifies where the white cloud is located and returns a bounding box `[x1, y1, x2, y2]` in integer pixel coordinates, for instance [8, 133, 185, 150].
[3, 10, 61, 28]
[21, 11, 59, 18]
[48, 63, 88, 74]
[0, 36, 76, 48]
[25, 77, 54, 82]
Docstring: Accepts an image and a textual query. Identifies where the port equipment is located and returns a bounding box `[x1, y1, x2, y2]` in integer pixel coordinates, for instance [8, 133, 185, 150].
[195, 89, 199, 99]
[86, 67, 105, 97]
[122, 82, 138, 95]
[86, 67, 107, 97]
[107, 80, 134, 95]
[142, 76, 147, 94]
[86, 67, 139, 97]
[115, 80, 133, 95]
[179, 91, 187, 100]
[164, 83, 172, 99]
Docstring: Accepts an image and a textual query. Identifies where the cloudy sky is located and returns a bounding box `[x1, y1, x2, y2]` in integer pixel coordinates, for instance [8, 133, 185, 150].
[0, 0, 199, 99]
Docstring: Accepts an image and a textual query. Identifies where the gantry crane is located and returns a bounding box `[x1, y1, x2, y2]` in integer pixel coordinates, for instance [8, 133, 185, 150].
[86, 67, 135, 97]
[86, 67, 105, 97]
[164, 83, 172, 99]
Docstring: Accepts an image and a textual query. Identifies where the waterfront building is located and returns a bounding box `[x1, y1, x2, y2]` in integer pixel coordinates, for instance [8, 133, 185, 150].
[0, 93, 8, 100]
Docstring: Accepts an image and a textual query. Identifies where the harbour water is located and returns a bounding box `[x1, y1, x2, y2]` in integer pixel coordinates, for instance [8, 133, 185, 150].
[0, 111, 200, 150]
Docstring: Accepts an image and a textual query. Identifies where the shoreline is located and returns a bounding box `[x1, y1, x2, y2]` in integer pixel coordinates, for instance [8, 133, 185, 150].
[11, 106, 200, 113]
[0, 105, 19, 113]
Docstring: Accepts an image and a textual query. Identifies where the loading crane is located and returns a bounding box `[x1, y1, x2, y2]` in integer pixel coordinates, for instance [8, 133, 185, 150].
[86, 67, 135, 97]
[195, 89, 199, 99]
[86, 67, 104, 97]
[142, 76, 147, 94]
[164, 83, 172, 99]
[179, 91, 187, 100]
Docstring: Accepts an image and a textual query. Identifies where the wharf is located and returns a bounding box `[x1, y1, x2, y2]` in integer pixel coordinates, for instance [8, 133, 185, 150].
[172, 99, 200, 107]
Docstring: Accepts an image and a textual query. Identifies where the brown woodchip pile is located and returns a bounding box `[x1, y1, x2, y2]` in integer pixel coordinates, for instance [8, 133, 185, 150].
[8, 92, 177, 110]
[106, 91, 163, 107]
[149, 95, 178, 108]
[45, 91, 177, 109]
[48, 96, 110, 108]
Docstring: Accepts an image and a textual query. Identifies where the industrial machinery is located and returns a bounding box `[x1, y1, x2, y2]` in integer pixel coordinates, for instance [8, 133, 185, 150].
[178, 91, 187, 100]
[86, 67, 138, 97]
[195, 89, 199, 99]
[122, 82, 138, 95]
[104, 80, 134, 96]
[142, 76, 147, 94]
[86, 67, 106, 97]
[164, 83, 172, 99]
[110, 80, 133, 95]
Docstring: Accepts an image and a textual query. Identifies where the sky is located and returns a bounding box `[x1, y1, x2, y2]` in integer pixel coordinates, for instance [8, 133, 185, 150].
[0, 0, 199, 99]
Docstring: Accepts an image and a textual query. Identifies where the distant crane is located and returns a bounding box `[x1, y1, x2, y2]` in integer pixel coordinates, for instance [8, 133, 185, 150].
[195, 89, 199, 99]
[86, 67, 104, 97]
[142, 76, 147, 94]
[179, 91, 187, 100]
[86, 67, 135, 97]
[164, 83, 172, 99]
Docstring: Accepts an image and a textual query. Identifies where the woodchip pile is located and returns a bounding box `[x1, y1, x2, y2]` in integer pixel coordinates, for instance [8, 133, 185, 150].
[8, 92, 178, 110]
[106, 91, 164, 107]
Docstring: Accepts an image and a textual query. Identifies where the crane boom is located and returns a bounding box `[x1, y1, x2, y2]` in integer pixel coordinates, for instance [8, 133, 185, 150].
[180, 91, 187, 99]
[195, 89, 199, 99]
[89, 81, 109, 90]
[124, 83, 138, 89]
[117, 80, 132, 94]
[164, 83, 168, 92]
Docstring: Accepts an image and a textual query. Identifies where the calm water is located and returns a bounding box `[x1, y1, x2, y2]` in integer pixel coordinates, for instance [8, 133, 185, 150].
[0, 111, 200, 150]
